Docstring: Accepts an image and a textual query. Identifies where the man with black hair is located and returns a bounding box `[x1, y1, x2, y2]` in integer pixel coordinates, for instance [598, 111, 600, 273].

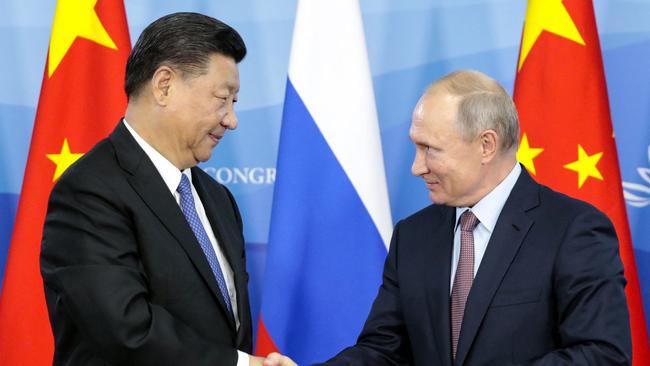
[41, 12, 265, 366]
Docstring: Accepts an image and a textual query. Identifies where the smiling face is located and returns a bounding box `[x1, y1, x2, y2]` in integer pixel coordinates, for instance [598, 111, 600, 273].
[409, 91, 487, 207]
[163, 53, 240, 169]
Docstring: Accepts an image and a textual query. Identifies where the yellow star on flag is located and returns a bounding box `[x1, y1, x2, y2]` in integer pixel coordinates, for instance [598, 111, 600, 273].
[518, 0, 585, 70]
[517, 133, 544, 175]
[46, 138, 84, 182]
[48, 0, 117, 77]
[563, 144, 603, 188]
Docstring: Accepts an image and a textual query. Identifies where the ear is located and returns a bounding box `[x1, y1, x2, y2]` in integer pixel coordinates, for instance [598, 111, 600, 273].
[151, 65, 175, 106]
[479, 129, 498, 163]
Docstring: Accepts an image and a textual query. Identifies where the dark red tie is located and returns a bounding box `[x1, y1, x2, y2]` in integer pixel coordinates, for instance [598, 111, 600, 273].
[451, 210, 479, 360]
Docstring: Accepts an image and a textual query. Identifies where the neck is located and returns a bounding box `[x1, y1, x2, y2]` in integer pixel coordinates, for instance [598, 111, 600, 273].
[488, 154, 517, 188]
[124, 103, 188, 170]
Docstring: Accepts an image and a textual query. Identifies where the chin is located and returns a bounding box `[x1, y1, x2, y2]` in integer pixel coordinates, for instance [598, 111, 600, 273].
[428, 192, 446, 205]
[195, 156, 212, 164]
[193, 149, 214, 163]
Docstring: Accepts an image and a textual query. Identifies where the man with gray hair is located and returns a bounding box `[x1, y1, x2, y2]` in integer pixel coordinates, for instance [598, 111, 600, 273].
[267, 70, 632, 366]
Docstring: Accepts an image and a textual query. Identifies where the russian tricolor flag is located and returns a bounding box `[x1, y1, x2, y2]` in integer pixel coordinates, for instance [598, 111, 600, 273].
[255, 0, 393, 364]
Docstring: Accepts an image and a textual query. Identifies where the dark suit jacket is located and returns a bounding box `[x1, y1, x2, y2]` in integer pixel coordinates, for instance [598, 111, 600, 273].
[317, 167, 631, 366]
[41, 121, 252, 365]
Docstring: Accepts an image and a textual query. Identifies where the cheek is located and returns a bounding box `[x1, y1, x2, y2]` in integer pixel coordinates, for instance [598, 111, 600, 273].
[437, 162, 464, 191]
[189, 98, 215, 118]
[210, 100, 228, 116]
[425, 155, 447, 176]
[455, 164, 481, 191]
[219, 104, 232, 121]
[423, 154, 437, 171]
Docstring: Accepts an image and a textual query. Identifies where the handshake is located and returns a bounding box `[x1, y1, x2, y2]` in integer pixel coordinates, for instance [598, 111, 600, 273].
[251, 352, 298, 366]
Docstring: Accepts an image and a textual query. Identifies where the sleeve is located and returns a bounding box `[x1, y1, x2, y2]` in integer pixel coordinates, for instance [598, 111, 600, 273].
[314, 221, 412, 366]
[40, 172, 239, 366]
[523, 207, 632, 366]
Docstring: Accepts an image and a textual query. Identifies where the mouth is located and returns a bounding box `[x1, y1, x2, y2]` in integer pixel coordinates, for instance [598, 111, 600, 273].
[208, 132, 223, 143]
[425, 181, 439, 189]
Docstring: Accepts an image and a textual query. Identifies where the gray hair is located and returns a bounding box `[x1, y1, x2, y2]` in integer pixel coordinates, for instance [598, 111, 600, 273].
[427, 70, 520, 152]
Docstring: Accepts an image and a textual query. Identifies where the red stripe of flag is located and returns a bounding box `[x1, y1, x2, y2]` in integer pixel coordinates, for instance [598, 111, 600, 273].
[513, 0, 650, 362]
[0, 1, 131, 364]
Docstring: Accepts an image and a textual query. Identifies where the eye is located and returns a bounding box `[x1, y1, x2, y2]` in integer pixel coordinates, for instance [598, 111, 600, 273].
[425, 145, 440, 155]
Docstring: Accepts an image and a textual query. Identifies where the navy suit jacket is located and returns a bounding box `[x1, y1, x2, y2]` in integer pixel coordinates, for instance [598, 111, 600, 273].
[318, 167, 631, 365]
[41, 121, 252, 365]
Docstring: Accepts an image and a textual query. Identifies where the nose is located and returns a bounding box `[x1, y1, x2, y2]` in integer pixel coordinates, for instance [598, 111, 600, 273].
[222, 102, 238, 130]
[411, 148, 428, 177]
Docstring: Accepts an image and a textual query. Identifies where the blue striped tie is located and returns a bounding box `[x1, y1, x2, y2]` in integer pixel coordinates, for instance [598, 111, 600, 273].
[177, 174, 233, 316]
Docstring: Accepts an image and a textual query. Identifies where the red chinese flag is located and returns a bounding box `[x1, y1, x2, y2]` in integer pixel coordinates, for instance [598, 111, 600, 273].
[513, 0, 649, 362]
[0, 1, 130, 364]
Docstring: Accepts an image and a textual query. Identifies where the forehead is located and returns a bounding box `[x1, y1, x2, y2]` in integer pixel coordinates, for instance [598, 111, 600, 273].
[410, 92, 459, 139]
[197, 53, 240, 92]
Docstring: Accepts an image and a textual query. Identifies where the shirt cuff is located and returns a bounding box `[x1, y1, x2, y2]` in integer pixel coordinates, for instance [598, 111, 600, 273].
[237, 350, 250, 366]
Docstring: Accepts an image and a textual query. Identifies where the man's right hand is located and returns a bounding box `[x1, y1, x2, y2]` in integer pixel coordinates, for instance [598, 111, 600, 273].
[263, 352, 298, 366]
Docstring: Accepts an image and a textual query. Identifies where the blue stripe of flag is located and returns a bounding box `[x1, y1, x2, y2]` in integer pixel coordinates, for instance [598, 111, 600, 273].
[260, 78, 387, 364]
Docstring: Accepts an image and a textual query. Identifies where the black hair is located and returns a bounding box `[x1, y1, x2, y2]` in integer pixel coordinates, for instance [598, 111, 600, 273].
[125, 12, 246, 99]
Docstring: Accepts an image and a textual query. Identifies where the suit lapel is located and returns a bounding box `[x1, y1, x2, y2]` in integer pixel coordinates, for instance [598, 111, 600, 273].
[109, 122, 236, 331]
[423, 207, 455, 366]
[191, 169, 242, 273]
[455, 169, 538, 366]
[193, 172, 252, 348]
[192, 168, 243, 331]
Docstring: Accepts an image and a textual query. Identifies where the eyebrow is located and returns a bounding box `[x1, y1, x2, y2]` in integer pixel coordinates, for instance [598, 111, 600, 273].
[215, 84, 240, 96]
[225, 80, 240, 92]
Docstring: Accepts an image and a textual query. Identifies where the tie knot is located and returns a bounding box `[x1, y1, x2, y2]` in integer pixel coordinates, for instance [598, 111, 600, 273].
[459, 210, 479, 232]
[177, 174, 192, 196]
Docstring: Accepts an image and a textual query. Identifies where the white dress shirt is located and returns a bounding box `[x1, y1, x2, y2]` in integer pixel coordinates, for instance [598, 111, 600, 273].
[124, 120, 249, 366]
[450, 163, 521, 293]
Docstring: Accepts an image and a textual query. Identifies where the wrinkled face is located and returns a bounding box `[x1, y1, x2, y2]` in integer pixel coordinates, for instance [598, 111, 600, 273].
[165, 53, 240, 169]
[409, 92, 485, 207]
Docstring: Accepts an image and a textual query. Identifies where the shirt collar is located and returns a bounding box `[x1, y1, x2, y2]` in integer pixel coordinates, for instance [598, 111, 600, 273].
[455, 163, 521, 233]
[123, 118, 191, 195]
